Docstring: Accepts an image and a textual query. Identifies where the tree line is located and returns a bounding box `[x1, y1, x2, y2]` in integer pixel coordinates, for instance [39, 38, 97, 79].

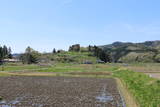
[0, 44, 111, 64]
[68, 44, 111, 63]
[0, 45, 12, 61]
[20, 46, 41, 64]
[88, 45, 111, 63]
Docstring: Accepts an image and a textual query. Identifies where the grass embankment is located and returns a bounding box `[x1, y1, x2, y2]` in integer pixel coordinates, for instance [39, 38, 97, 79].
[37, 63, 111, 72]
[116, 78, 138, 107]
[0, 65, 46, 71]
[113, 68, 160, 107]
[0, 72, 11, 76]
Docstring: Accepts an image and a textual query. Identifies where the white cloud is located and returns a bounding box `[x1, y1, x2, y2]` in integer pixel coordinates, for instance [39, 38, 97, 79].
[61, 0, 73, 6]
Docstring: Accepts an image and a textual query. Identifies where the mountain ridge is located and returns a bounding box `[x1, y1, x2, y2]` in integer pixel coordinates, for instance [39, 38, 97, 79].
[99, 40, 160, 63]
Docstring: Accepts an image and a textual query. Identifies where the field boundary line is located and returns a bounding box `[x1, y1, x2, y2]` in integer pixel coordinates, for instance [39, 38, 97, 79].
[0, 68, 49, 72]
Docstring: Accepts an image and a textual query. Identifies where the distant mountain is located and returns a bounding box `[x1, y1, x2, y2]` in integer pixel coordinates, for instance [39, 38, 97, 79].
[12, 53, 21, 58]
[99, 41, 160, 63]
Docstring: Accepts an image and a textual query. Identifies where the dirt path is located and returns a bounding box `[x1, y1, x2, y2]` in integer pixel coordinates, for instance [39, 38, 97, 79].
[134, 71, 160, 79]
[145, 73, 160, 79]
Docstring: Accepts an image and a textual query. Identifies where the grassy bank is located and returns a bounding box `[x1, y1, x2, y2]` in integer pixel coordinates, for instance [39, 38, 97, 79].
[37, 63, 114, 73]
[113, 68, 160, 107]
[0, 65, 46, 71]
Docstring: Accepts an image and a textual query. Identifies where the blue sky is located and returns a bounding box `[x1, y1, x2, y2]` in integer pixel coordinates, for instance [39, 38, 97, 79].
[0, 0, 160, 53]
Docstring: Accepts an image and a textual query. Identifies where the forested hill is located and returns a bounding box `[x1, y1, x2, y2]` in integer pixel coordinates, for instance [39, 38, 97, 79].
[99, 40, 160, 63]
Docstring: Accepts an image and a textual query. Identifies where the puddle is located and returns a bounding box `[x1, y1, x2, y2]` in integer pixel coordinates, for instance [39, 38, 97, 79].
[0, 100, 18, 107]
[0, 100, 6, 105]
[117, 89, 126, 107]
[96, 85, 113, 103]
[0, 100, 14, 107]
[63, 79, 70, 83]
[0, 97, 44, 107]
[96, 94, 113, 103]
[95, 85, 126, 107]
[0, 97, 22, 107]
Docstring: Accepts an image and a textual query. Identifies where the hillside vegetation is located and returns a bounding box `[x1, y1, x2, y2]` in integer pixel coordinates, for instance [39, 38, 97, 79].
[18, 44, 106, 64]
[100, 40, 160, 63]
[3, 41, 160, 64]
[42, 51, 97, 64]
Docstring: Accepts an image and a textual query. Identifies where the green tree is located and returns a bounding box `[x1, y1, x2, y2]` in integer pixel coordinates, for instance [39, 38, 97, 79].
[92, 46, 111, 63]
[52, 48, 56, 54]
[88, 45, 91, 52]
[0, 46, 3, 60]
[98, 50, 111, 63]
[20, 46, 40, 64]
[2, 45, 8, 58]
[8, 47, 12, 59]
[93, 45, 101, 57]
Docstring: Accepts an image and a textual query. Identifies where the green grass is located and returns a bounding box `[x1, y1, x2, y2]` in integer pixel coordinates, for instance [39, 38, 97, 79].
[0, 63, 112, 73]
[54, 52, 97, 63]
[37, 63, 113, 73]
[113, 69, 160, 107]
[0, 65, 46, 71]
[0, 72, 11, 76]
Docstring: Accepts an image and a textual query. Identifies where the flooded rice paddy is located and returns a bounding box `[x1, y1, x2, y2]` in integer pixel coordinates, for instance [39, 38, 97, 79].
[0, 76, 125, 107]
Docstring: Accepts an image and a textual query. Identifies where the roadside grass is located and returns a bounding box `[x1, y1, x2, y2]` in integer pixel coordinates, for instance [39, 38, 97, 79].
[113, 68, 160, 107]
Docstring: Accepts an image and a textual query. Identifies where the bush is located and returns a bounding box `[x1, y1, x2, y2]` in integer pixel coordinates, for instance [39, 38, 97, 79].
[154, 54, 160, 62]
[20, 47, 41, 64]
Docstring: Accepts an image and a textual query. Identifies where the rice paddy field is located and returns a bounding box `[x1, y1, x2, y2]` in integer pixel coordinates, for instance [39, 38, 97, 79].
[0, 76, 125, 107]
[0, 63, 160, 107]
